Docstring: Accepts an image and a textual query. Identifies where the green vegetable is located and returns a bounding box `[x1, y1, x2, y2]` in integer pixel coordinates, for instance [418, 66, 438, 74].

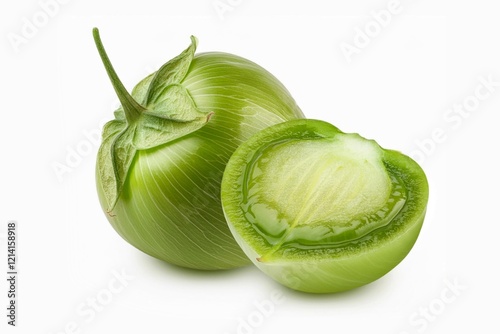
[221, 119, 429, 293]
[93, 28, 304, 270]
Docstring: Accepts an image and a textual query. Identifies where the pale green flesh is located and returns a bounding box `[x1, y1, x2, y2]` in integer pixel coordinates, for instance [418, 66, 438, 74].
[240, 134, 407, 259]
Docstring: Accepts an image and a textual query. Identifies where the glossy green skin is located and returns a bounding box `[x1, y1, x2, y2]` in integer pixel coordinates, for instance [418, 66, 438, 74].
[96, 53, 304, 270]
[221, 119, 429, 292]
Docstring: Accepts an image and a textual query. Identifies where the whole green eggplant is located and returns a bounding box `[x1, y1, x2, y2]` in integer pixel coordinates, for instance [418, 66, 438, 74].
[93, 28, 304, 270]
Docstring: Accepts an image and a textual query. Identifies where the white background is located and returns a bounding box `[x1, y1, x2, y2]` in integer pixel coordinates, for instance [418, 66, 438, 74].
[1, 0, 499, 333]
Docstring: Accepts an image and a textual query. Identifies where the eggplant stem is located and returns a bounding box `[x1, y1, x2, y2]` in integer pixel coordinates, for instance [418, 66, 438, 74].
[93, 27, 145, 124]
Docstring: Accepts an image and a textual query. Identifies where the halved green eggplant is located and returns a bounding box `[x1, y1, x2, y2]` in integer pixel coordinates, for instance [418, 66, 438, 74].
[221, 119, 429, 293]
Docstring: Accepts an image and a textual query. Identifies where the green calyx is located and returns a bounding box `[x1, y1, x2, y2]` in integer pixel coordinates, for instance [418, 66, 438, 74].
[221, 119, 429, 293]
[93, 28, 213, 211]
